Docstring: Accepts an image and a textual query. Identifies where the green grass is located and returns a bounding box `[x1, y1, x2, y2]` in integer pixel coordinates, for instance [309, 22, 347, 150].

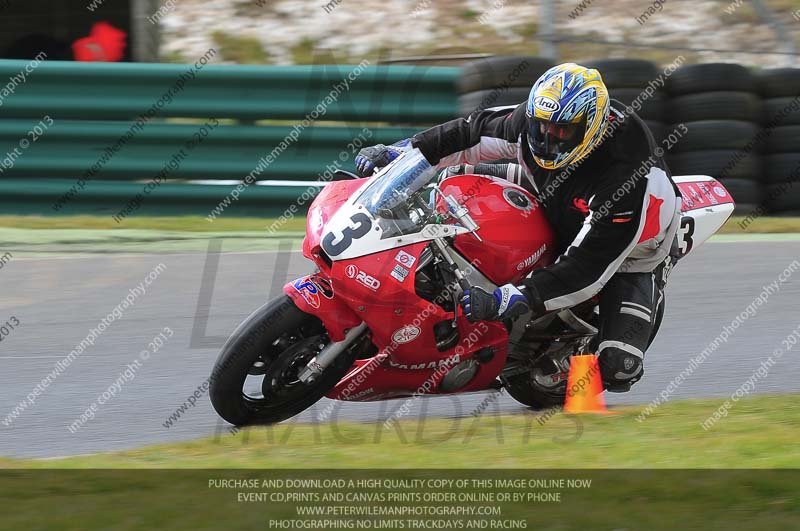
[1, 215, 799, 234]
[2, 395, 799, 530]
[5, 394, 799, 469]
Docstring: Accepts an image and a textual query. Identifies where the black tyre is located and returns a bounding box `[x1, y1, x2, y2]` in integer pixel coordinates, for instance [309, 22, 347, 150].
[672, 120, 760, 152]
[757, 68, 800, 98]
[583, 59, 659, 89]
[458, 56, 554, 94]
[765, 153, 800, 184]
[609, 88, 665, 121]
[665, 63, 756, 95]
[209, 295, 365, 426]
[458, 87, 529, 116]
[763, 98, 800, 126]
[669, 92, 761, 123]
[763, 126, 800, 154]
[500, 371, 564, 410]
[668, 150, 761, 181]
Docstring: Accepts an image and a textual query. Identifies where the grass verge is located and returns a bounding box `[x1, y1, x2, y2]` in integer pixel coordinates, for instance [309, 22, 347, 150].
[1, 395, 798, 530]
[4, 394, 799, 469]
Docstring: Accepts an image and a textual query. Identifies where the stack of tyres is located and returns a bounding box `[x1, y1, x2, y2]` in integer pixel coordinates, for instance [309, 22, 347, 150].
[665, 63, 762, 215]
[457, 56, 554, 116]
[583, 59, 668, 145]
[757, 68, 800, 215]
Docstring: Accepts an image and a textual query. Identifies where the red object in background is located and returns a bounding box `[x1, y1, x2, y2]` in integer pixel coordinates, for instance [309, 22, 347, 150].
[72, 22, 127, 62]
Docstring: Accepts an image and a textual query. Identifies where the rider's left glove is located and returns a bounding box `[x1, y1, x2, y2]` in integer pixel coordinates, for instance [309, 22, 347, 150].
[355, 139, 412, 177]
[460, 284, 530, 322]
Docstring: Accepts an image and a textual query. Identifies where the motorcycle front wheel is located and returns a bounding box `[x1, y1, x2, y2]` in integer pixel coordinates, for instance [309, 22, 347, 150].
[209, 295, 363, 426]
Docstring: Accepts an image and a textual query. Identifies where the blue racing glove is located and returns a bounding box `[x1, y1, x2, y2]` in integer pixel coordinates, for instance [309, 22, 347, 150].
[460, 284, 531, 322]
[355, 139, 412, 177]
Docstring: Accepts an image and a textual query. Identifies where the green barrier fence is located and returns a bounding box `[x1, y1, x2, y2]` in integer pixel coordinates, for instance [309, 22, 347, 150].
[0, 60, 459, 217]
[0, 179, 313, 218]
[0, 121, 421, 180]
[0, 60, 459, 122]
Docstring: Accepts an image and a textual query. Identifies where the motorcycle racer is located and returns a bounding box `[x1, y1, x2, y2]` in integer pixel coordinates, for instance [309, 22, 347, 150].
[355, 63, 682, 392]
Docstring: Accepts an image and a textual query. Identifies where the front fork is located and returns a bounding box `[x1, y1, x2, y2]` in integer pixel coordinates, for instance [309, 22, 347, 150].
[283, 274, 366, 383]
[298, 322, 367, 383]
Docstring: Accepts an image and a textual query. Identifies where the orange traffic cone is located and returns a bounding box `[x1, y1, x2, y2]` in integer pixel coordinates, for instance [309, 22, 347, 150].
[564, 354, 615, 414]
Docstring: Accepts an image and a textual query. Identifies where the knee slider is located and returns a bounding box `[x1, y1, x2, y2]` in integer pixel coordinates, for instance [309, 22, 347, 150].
[598, 347, 644, 390]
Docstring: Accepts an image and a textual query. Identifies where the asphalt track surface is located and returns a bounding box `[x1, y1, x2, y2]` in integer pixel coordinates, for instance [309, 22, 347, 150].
[1, 237, 799, 458]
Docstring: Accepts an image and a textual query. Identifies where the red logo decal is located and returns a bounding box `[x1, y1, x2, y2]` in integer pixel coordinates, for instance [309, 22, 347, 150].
[572, 198, 590, 215]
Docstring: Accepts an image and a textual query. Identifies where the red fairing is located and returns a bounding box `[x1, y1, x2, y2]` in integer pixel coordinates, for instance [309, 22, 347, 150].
[439, 175, 556, 284]
[284, 274, 361, 342]
[303, 178, 367, 270]
[288, 173, 558, 402]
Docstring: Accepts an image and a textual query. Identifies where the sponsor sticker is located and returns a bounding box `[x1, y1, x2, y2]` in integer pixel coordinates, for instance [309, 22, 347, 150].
[713, 185, 727, 198]
[516, 244, 547, 271]
[344, 264, 380, 291]
[293, 278, 320, 308]
[312, 276, 334, 299]
[395, 250, 416, 268]
[391, 264, 410, 282]
[392, 325, 420, 344]
[534, 95, 560, 112]
[388, 353, 461, 370]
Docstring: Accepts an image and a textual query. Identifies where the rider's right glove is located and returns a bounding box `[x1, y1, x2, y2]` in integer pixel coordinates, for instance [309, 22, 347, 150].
[460, 284, 531, 322]
[355, 139, 412, 177]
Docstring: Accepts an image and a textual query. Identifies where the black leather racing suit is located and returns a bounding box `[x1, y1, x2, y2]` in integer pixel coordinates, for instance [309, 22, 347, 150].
[410, 101, 683, 390]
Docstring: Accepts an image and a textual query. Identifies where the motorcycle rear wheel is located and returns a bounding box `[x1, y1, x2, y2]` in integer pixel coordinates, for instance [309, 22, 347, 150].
[209, 295, 361, 426]
[500, 371, 566, 410]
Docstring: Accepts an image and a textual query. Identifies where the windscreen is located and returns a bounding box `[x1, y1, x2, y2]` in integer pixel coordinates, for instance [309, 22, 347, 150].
[353, 149, 439, 240]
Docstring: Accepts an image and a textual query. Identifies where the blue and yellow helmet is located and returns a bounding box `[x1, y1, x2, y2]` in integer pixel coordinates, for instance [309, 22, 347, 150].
[526, 63, 610, 170]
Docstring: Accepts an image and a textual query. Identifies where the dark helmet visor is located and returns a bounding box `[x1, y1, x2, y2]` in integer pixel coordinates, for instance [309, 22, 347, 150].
[527, 117, 587, 161]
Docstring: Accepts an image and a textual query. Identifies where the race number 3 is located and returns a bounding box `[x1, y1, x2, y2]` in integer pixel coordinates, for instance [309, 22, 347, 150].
[321, 213, 372, 256]
[677, 216, 695, 256]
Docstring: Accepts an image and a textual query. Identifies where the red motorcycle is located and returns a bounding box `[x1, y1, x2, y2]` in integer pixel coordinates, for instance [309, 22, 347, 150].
[209, 149, 734, 425]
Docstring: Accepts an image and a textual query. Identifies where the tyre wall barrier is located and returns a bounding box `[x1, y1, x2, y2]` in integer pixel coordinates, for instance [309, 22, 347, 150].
[457, 57, 800, 216]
